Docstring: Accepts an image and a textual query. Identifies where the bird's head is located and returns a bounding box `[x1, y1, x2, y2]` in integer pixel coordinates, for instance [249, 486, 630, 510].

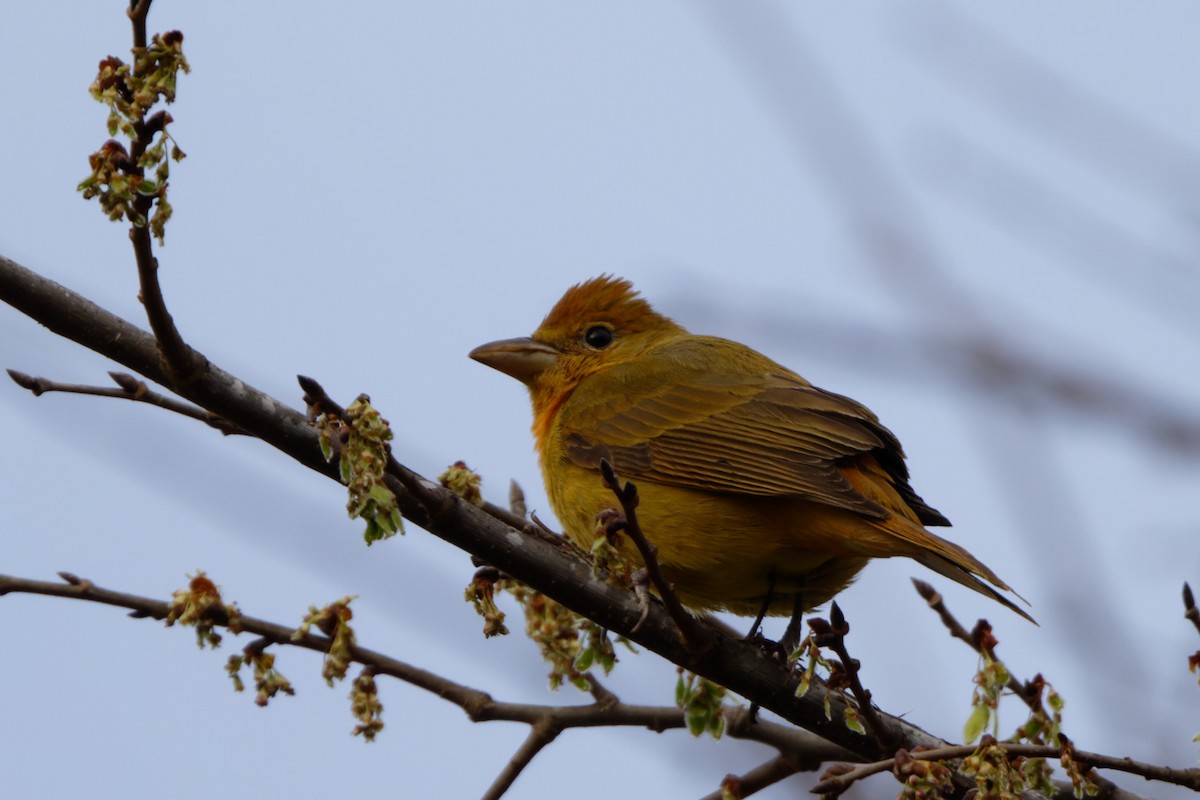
[470, 275, 684, 413]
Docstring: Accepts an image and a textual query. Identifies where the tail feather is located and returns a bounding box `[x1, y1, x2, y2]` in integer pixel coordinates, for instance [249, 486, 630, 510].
[882, 517, 1036, 624]
[914, 551, 1036, 625]
[840, 459, 1034, 623]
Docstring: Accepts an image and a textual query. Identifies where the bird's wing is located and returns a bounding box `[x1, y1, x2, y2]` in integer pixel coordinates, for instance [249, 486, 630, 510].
[559, 342, 948, 526]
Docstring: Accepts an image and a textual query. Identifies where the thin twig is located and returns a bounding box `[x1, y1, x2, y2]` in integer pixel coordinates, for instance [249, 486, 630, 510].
[482, 499, 563, 547]
[121, 0, 201, 387]
[913, 578, 1037, 706]
[508, 479, 527, 518]
[580, 673, 618, 707]
[699, 754, 806, 800]
[481, 720, 560, 800]
[912, 579, 1145, 800]
[7, 369, 243, 434]
[630, 569, 655, 633]
[127, 0, 153, 49]
[1183, 583, 1200, 637]
[598, 459, 713, 652]
[814, 603, 897, 751]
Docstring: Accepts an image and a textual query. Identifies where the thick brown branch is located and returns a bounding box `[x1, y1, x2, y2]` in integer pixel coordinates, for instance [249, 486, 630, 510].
[2, 255, 333, 476]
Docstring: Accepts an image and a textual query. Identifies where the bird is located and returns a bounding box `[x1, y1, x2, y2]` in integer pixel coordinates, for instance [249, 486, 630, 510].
[470, 275, 1031, 629]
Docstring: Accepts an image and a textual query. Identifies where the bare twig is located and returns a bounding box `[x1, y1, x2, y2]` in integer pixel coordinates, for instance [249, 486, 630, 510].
[813, 603, 897, 751]
[482, 720, 560, 800]
[581, 673, 618, 707]
[507, 479, 527, 518]
[482, 499, 564, 547]
[913, 578, 1037, 707]
[598, 459, 714, 652]
[127, 0, 153, 49]
[1183, 583, 1200, 637]
[699, 754, 806, 800]
[6, 369, 243, 434]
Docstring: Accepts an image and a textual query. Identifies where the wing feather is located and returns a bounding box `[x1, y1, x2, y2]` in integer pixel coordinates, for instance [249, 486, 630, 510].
[558, 336, 946, 524]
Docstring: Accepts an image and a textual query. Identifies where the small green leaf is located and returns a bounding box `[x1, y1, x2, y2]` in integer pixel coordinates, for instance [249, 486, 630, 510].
[368, 483, 394, 505]
[963, 704, 990, 743]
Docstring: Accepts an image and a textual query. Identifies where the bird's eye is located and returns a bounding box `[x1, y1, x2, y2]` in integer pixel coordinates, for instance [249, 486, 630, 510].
[584, 325, 614, 349]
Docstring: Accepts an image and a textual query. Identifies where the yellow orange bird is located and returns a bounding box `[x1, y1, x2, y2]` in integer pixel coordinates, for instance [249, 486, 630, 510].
[471, 276, 1030, 624]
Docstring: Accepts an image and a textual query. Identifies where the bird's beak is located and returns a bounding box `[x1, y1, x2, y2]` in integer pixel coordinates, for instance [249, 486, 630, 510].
[469, 337, 560, 385]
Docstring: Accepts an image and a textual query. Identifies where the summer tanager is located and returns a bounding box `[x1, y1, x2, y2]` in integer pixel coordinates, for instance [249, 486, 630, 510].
[471, 276, 1030, 623]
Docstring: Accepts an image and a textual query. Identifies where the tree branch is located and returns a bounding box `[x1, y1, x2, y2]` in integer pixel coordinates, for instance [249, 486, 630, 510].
[814, 603, 897, 751]
[913, 578, 1039, 707]
[4, 255, 1195, 797]
[699, 754, 806, 800]
[911, 579, 1170, 800]
[6, 369, 243, 434]
[118, 0, 202, 386]
[0, 570, 855, 799]
[481, 721, 560, 800]
[1183, 583, 1200, 637]
[598, 458, 713, 651]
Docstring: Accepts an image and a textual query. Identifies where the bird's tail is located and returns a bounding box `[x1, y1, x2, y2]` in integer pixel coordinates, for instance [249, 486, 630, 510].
[913, 549, 1036, 624]
[839, 458, 1035, 623]
[886, 517, 1036, 624]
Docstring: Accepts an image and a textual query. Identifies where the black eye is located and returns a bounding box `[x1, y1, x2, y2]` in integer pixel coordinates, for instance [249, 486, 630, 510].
[584, 325, 614, 349]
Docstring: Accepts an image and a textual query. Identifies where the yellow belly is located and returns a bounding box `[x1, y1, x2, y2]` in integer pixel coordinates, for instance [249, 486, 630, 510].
[545, 461, 875, 616]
